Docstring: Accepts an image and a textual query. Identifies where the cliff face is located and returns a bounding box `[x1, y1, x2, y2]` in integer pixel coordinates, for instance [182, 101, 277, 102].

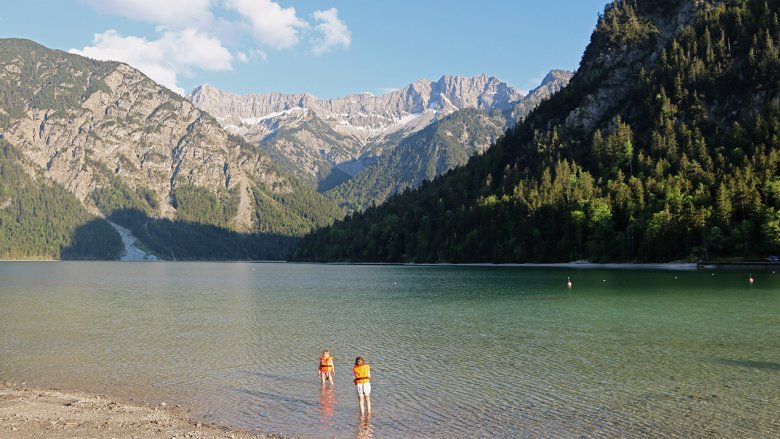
[0, 39, 338, 252]
[189, 74, 523, 143]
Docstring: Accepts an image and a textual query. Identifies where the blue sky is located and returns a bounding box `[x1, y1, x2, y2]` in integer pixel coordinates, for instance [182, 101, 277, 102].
[0, 0, 609, 98]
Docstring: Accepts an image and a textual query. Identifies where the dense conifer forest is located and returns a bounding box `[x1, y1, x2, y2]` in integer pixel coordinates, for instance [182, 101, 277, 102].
[0, 140, 123, 259]
[292, 0, 780, 263]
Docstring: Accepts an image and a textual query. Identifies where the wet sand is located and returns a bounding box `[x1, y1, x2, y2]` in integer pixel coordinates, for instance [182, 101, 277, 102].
[0, 383, 287, 439]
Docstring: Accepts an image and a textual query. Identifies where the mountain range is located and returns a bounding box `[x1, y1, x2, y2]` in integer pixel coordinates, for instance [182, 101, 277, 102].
[189, 71, 572, 210]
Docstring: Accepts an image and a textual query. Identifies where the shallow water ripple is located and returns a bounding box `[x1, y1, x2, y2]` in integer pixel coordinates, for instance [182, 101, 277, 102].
[0, 262, 778, 437]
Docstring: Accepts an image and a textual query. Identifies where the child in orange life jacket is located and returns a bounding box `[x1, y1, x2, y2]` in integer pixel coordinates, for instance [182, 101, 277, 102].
[352, 357, 371, 414]
[319, 349, 335, 386]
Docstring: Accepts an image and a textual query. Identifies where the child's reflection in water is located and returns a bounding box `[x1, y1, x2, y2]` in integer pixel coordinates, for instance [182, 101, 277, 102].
[356, 413, 373, 439]
[318, 386, 335, 428]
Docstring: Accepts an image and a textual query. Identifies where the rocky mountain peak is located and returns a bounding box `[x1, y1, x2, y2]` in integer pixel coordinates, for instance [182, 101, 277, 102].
[541, 70, 574, 86]
[190, 74, 526, 142]
[433, 74, 524, 111]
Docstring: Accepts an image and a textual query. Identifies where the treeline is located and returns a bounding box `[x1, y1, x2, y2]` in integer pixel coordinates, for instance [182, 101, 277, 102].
[0, 140, 122, 259]
[292, 0, 780, 263]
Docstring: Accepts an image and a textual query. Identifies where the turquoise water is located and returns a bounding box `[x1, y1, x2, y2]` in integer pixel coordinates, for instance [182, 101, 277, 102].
[0, 262, 778, 437]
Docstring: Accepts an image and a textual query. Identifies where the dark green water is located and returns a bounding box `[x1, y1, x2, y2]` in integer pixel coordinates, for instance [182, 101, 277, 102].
[0, 262, 778, 438]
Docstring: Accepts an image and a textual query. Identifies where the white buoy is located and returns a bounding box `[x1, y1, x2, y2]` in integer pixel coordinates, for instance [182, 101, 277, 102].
[749, 274, 754, 284]
[567, 277, 572, 289]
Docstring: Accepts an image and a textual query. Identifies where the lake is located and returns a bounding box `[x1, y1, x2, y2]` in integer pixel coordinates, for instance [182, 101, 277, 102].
[0, 262, 778, 437]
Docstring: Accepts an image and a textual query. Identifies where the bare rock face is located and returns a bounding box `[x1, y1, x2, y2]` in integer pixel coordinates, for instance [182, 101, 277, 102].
[190, 74, 523, 145]
[0, 39, 290, 232]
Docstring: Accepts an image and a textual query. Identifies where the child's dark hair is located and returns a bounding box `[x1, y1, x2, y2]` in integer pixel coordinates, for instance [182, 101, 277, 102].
[355, 357, 364, 366]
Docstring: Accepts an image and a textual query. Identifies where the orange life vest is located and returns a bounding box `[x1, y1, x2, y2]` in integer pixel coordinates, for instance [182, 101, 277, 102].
[319, 355, 334, 372]
[352, 364, 370, 384]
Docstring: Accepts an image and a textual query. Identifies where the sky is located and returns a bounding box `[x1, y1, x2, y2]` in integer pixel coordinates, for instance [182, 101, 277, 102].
[0, 0, 610, 98]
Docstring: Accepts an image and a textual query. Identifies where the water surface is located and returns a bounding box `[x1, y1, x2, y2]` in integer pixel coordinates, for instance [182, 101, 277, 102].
[0, 262, 778, 437]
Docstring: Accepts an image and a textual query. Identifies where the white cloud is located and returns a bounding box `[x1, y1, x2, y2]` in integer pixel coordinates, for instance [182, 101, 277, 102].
[70, 28, 233, 94]
[166, 28, 234, 71]
[225, 0, 308, 50]
[311, 8, 351, 55]
[73, 0, 352, 92]
[81, 0, 215, 27]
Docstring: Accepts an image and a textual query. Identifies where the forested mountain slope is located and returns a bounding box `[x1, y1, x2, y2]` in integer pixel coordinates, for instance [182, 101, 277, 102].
[292, 0, 780, 263]
[0, 39, 341, 259]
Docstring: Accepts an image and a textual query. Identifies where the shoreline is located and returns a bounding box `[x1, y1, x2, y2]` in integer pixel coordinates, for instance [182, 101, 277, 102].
[404, 262, 700, 270]
[0, 382, 286, 439]
[1, 259, 777, 271]
[303, 261, 703, 271]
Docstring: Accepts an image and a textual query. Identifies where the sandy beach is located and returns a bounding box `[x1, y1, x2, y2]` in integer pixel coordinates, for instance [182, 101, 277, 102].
[0, 382, 285, 439]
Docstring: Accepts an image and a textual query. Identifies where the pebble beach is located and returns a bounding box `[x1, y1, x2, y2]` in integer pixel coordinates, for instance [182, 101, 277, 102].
[0, 383, 288, 439]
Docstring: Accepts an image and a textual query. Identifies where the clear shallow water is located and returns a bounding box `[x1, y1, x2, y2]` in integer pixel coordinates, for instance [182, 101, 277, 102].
[0, 262, 778, 438]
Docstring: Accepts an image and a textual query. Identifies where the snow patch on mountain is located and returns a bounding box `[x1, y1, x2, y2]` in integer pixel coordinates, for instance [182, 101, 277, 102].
[188, 74, 524, 148]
